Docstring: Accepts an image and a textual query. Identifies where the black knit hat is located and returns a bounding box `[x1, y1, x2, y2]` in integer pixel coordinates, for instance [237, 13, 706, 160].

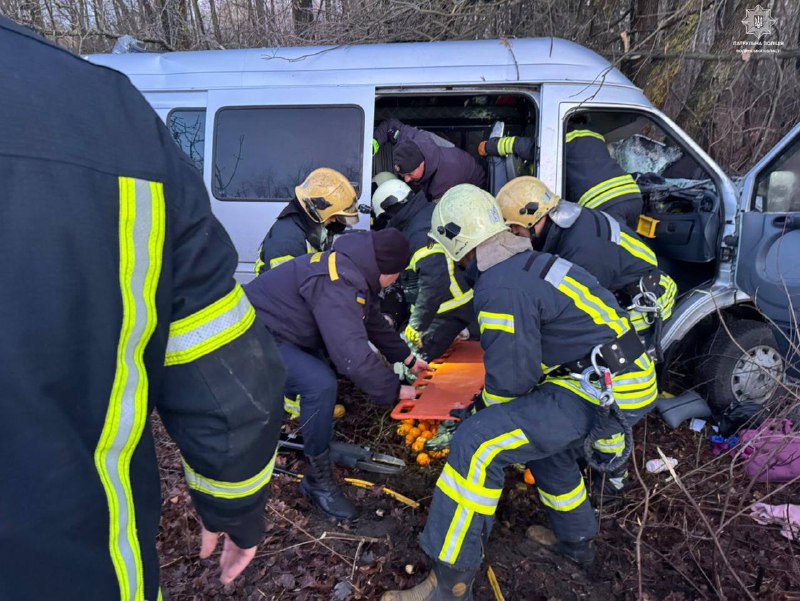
[372, 228, 411, 274]
[393, 140, 425, 175]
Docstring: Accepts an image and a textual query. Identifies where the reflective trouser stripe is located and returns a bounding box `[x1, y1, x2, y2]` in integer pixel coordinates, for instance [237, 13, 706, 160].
[438, 429, 529, 564]
[578, 174, 639, 209]
[436, 464, 502, 515]
[556, 276, 629, 337]
[183, 450, 277, 499]
[95, 177, 165, 601]
[538, 480, 588, 512]
[619, 232, 657, 266]
[284, 394, 300, 419]
[482, 389, 516, 406]
[496, 136, 517, 156]
[629, 274, 678, 332]
[477, 311, 515, 334]
[546, 353, 657, 410]
[164, 285, 256, 366]
[269, 254, 294, 269]
[593, 433, 625, 455]
[566, 129, 606, 143]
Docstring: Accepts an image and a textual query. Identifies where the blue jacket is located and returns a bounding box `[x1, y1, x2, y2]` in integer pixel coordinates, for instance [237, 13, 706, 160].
[246, 231, 410, 404]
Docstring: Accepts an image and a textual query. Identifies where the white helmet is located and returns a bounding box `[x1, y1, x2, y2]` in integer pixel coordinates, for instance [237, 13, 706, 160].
[372, 179, 412, 218]
[429, 184, 508, 261]
[372, 171, 398, 190]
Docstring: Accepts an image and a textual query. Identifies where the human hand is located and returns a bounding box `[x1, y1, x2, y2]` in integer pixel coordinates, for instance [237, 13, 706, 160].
[409, 356, 430, 376]
[199, 526, 257, 585]
[404, 324, 423, 348]
[399, 384, 417, 400]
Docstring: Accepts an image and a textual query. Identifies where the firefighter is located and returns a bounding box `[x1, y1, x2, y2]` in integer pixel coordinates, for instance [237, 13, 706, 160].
[1, 18, 285, 600]
[374, 118, 486, 200]
[477, 123, 643, 229]
[495, 177, 677, 338]
[254, 167, 360, 275]
[495, 176, 676, 505]
[381, 185, 657, 601]
[245, 229, 429, 521]
[372, 179, 474, 360]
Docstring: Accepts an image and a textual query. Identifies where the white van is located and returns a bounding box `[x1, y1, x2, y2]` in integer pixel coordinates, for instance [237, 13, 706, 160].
[90, 37, 800, 408]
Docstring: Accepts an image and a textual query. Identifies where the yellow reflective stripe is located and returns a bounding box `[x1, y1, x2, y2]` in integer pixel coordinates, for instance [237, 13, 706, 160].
[557, 276, 629, 336]
[409, 245, 445, 271]
[95, 177, 165, 601]
[436, 463, 502, 515]
[578, 175, 635, 207]
[497, 136, 517, 156]
[629, 274, 677, 331]
[538, 480, 587, 512]
[372, 138, 380, 155]
[439, 430, 528, 564]
[164, 285, 256, 366]
[254, 244, 265, 274]
[583, 183, 640, 210]
[328, 252, 339, 281]
[618, 233, 656, 266]
[478, 311, 515, 334]
[183, 450, 277, 500]
[157, 589, 163, 601]
[310, 252, 323, 263]
[593, 433, 625, 455]
[269, 254, 294, 269]
[565, 129, 606, 144]
[284, 394, 300, 419]
[482, 388, 516, 406]
[438, 257, 473, 313]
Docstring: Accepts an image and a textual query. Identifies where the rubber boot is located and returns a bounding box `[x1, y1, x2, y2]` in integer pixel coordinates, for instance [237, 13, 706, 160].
[380, 561, 476, 601]
[526, 525, 595, 569]
[300, 449, 358, 521]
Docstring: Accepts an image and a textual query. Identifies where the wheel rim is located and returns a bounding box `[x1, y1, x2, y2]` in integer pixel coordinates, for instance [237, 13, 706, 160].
[730, 344, 784, 404]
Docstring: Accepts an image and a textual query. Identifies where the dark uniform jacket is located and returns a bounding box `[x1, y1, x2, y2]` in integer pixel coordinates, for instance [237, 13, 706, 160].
[245, 232, 410, 405]
[375, 119, 486, 200]
[475, 249, 631, 405]
[255, 198, 327, 274]
[565, 130, 643, 228]
[0, 18, 285, 601]
[540, 205, 662, 296]
[484, 132, 643, 228]
[386, 191, 473, 332]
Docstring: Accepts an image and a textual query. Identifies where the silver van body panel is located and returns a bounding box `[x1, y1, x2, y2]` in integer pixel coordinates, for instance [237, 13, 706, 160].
[90, 37, 749, 348]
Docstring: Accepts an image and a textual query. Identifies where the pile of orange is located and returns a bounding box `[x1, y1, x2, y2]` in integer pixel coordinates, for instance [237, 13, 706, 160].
[396, 418, 450, 467]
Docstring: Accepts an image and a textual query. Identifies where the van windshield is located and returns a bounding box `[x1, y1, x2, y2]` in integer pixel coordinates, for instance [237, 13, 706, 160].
[212, 106, 364, 201]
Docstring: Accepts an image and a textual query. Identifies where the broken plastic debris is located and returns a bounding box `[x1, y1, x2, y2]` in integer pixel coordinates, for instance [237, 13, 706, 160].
[646, 457, 678, 473]
[610, 135, 682, 175]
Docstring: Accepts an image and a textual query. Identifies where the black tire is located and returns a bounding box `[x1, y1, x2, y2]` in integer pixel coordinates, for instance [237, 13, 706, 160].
[695, 319, 785, 411]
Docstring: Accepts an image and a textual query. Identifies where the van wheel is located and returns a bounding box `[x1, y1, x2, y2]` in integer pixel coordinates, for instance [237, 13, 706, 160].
[696, 319, 784, 411]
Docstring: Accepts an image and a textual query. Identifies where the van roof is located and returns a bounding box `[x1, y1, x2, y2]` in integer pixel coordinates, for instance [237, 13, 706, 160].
[88, 37, 638, 92]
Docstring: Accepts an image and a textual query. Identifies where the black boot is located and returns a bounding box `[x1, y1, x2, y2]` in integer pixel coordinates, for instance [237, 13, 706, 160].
[380, 561, 476, 600]
[527, 525, 596, 570]
[300, 449, 359, 521]
[551, 540, 596, 569]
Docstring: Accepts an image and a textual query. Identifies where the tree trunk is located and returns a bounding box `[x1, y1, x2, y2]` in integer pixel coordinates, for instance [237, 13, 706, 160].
[208, 0, 221, 43]
[292, 0, 313, 36]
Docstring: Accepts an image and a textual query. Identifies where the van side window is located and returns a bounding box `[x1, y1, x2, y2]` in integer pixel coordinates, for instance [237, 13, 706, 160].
[213, 106, 364, 201]
[167, 109, 206, 171]
[753, 135, 800, 213]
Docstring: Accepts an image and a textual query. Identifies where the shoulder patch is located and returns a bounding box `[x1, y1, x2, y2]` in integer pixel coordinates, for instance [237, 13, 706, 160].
[356, 292, 367, 305]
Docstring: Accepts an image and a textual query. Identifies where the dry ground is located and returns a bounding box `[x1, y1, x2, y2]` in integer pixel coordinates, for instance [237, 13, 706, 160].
[155, 382, 800, 600]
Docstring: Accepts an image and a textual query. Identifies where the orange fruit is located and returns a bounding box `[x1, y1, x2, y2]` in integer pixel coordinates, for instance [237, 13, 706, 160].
[417, 422, 429, 432]
[411, 439, 426, 453]
[402, 419, 416, 426]
[442, 449, 450, 456]
[405, 434, 417, 446]
[407, 427, 421, 439]
[524, 469, 535, 486]
[397, 424, 411, 436]
[416, 453, 431, 466]
[420, 430, 433, 440]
